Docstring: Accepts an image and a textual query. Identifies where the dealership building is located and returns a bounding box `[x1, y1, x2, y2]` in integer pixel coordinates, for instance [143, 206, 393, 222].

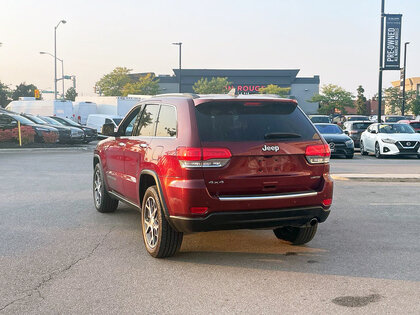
[133, 69, 320, 114]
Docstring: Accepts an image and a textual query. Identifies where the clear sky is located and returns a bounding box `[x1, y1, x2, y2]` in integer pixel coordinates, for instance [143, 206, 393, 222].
[0, 0, 419, 98]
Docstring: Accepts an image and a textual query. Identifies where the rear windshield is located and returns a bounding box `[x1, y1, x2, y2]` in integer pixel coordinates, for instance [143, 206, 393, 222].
[410, 122, 420, 128]
[352, 122, 372, 130]
[385, 116, 405, 122]
[195, 101, 317, 142]
[310, 116, 330, 123]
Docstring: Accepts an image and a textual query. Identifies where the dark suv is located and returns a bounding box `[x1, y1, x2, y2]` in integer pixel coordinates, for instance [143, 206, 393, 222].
[93, 95, 334, 258]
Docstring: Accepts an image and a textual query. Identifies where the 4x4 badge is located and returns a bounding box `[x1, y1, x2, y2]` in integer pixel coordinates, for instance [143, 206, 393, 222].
[262, 144, 279, 152]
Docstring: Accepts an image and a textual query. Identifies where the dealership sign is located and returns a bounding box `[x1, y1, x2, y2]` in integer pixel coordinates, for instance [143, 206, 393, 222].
[384, 14, 402, 70]
[226, 85, 266, 94]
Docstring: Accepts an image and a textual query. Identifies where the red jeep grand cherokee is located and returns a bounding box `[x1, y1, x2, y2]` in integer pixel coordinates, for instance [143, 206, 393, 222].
[93, 94, 333, 258]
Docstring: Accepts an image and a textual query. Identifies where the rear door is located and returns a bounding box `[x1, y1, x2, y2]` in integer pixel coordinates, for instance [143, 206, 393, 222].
[194, 100, 326, 197]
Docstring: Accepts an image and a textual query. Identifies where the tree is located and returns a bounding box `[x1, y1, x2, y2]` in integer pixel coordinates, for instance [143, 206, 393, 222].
[95, 67, 132, 96]
[193, 77, 232, 94]
[383, 86, 416, 115]
[259, 84, 290, 96]
[65, 87, 78, 101]
[11, 83, 38, 100]
[355, 85, 367, 115]
[0, 81, 11, 108]
[122, 73, 160, 96]
[309, 84, 354, 115]
[411, 96, 420, 117]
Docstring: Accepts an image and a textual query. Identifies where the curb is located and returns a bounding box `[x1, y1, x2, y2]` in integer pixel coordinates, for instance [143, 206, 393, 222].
[331, 174, 420, 182]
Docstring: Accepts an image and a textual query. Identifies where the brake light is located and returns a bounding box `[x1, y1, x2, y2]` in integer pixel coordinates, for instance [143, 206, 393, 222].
[322, 198, 333, 207]
[305, 144, 330, 164]
[177, 147, 231, 168]
[190, 207, 208, 215]
[349, 130, 358, 134]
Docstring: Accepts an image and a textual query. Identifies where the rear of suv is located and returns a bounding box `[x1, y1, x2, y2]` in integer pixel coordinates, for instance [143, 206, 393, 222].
[93, 94, 333, 258]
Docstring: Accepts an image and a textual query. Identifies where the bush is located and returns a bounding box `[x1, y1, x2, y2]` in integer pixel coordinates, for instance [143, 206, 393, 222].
[41, 131, 58, 143]
[0, 126, 35, 145]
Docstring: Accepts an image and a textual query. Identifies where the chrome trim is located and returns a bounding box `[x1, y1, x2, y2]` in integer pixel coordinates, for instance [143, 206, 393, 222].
[218, 191, 317, 201]
[108, 191, 140, 210]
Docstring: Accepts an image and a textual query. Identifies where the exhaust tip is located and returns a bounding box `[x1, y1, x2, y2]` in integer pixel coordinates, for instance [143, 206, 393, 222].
[310, 218, 318, 226]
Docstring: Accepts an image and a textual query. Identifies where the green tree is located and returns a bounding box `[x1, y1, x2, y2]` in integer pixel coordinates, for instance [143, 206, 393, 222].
[11, 83, 38, 100]
[309, 84, 354, 115]
[259, 84, 290, 96]
[355, 85, 367, 115]
[410, 96, 420, 116]
[95, 67, 132, 96]
[193, 77, 232, 94]
[0, 81, 11, 108]
[122, 73, 160, 96]
[65, 87, 78, 101]
[383, 86, 416, 115]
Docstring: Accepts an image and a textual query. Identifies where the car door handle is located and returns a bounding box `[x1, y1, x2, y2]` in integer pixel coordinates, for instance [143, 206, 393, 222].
[140, 143, 148, 148]
[118, 142, 126, 147]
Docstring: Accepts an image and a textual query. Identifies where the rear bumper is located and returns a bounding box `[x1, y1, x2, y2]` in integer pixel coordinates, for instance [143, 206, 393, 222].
[169, 206, 330, 233]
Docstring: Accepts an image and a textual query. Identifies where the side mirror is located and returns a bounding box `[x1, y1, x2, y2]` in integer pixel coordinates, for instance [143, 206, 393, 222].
[101, 123, 117, 137]
[344, 130, 349, 135]
[371, 130, 377, 134]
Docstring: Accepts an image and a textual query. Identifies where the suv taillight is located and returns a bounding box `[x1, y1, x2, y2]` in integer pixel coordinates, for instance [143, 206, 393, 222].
[177, 147, 231, 168]
[305, 144, 330, 164]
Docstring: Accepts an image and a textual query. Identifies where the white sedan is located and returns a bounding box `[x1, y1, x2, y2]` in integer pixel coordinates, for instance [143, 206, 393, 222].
[360, 123, 420, 158]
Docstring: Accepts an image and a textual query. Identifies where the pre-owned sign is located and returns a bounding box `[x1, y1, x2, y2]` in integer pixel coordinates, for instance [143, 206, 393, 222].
[384, 14, 402, 70]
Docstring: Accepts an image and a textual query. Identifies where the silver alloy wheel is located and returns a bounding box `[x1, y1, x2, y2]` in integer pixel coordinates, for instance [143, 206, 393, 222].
[143, 196, 159, 249]
[94, 169, 102, 208]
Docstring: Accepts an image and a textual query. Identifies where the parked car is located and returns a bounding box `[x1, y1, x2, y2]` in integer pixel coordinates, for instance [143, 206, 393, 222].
[382, 115, 406, 123]
[308, 115, 331, 124]
[342, 121, 373, 147]
[21, 114, 83, 144]
[315, 123, 354, 158]
[397, 120, 420, 133]
[86, 114, 123, 134]
[93, 95, 334, 258]
[0, 113, 59, 143]
[49, 116, 98, 143]
[360, 123, 420, 158]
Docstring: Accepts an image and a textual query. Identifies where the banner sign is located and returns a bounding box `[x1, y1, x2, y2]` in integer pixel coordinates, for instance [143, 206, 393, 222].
[384, 14, 402, 70]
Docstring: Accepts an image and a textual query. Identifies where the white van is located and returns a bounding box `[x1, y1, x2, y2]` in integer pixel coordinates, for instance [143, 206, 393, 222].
[86, 114, 123, 134]
[73, 101, 97, 125]
[6, 99, 74, 118]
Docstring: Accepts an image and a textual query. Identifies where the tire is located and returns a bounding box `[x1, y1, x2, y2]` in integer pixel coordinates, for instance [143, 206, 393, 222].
[360, 141, 368, 156]
[141, 186, 183, 258]
[345, 154, 354, 159]
[273, 223, 318, 245]
[375, 142, 383, 159]
[93, 164, 118, 213]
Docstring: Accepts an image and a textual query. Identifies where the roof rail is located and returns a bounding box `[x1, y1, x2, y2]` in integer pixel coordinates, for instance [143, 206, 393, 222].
[153, 93, 200, 99]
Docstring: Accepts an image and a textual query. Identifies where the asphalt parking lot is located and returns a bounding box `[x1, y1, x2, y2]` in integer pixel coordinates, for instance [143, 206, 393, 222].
[0, 149, 419, 314]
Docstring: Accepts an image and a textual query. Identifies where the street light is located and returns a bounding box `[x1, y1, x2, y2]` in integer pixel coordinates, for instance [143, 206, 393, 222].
[172, 42, 182, 93]
[401, 41, 410, 116]
[54, 19, 66, 99]
[40, 51, 65, 98]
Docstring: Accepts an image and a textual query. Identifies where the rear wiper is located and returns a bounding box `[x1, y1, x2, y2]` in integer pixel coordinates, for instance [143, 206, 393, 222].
[264, 132, 301, 140]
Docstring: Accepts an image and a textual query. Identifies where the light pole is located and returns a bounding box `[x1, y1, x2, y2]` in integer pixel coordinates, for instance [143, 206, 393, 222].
[377, 0, 385, 123]
[401, 42, 410, 116]
[54, 20, 66, 99]
[172, 42, 182, 93]
[40, 51, 64, 98]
